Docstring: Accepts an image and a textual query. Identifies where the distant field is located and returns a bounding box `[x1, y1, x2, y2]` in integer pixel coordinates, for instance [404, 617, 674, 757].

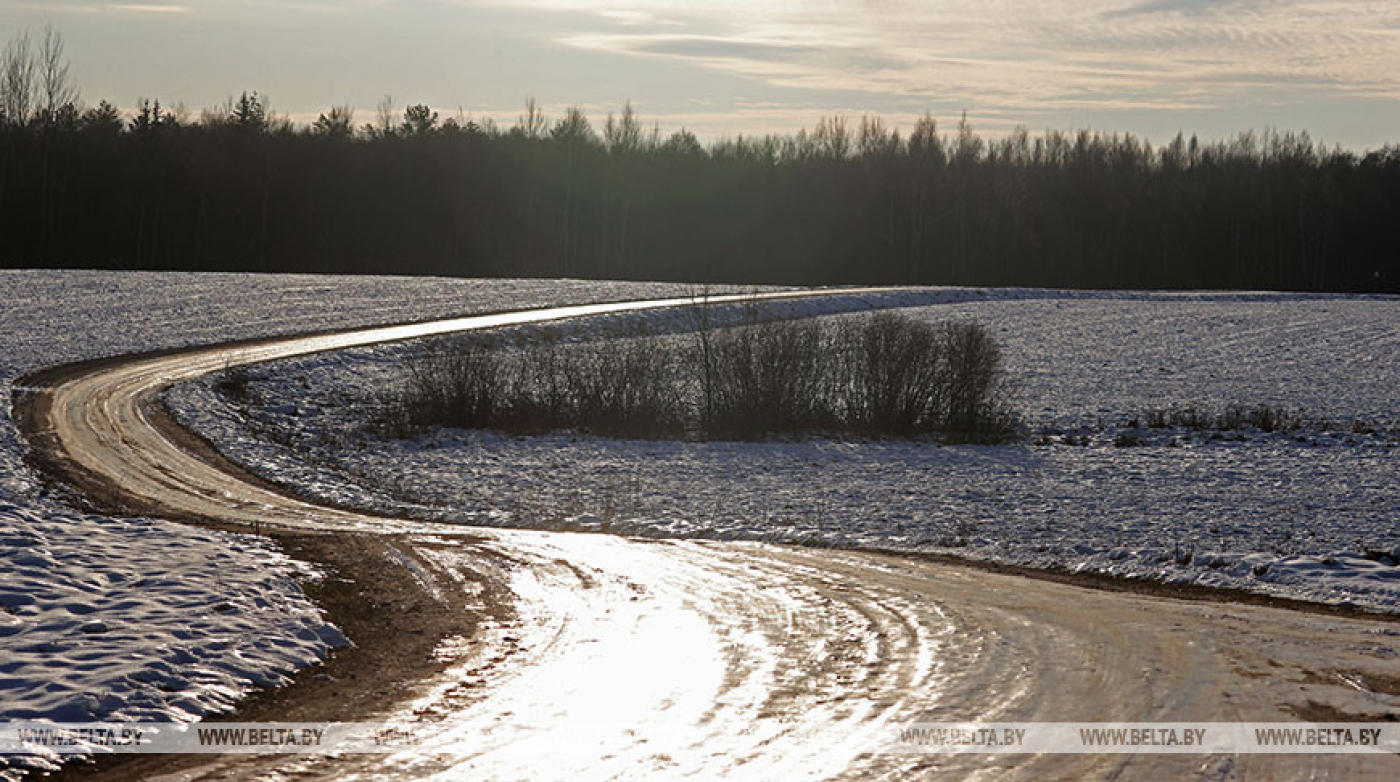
[904, 293, 1399, 430]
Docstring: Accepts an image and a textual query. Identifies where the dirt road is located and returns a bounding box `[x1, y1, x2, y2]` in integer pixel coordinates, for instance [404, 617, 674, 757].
[20, 292, 1399, 780]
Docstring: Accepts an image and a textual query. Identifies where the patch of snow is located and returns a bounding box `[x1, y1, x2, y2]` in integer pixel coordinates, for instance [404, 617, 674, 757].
[0, 503, 345, 773]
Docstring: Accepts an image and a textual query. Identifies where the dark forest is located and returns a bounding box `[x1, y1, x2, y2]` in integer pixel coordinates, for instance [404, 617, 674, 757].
[2, 33, 1396, 291]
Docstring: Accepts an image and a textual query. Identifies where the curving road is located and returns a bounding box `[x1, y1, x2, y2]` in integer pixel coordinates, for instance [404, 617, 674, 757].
[24, 291, 1400, 780]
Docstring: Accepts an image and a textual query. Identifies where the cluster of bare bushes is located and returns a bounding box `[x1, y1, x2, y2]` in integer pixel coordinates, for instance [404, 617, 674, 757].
[1134, 405, 1384, 435]
[379, 310, 1019, 443]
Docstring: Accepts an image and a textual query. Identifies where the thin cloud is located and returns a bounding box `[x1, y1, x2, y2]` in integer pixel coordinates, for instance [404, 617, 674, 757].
[5, 1, 190, 11]
[549, 1, 1400, 112]
[105, 4, 190, 11]
[628, 37, 821, 61]
[585, 34, 910, 74]
[1103, 0, 1283, 18]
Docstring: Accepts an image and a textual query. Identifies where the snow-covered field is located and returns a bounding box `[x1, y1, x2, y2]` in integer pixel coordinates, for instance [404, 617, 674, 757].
[919, 293, 1399, 430]
[2, 271, 1398, 772]
[0, 506, 345, 772]
[0, 270, 718, 764]
[166, 288, 1400, 613]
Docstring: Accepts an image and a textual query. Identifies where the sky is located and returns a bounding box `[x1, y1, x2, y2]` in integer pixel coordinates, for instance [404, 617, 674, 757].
[1, 0, 1397, 148]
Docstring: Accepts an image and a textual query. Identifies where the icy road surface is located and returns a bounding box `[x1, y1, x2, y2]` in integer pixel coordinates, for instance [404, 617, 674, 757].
[23, 289, 1400, 779]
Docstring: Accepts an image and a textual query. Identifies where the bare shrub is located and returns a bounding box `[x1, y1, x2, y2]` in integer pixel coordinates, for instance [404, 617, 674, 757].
[399, 334, 507, 431]
[556, 323, 686, 438]
[1133, 404, 1361, 437]
[1174, 406, 1212, 430]
[1114, 430, 1145, 447]
[1143, 406, 1213, 430]
[703, 317, 830, 439]
[826, 314, 1016, 442]
[214, 365, 254, 404]
[938, 321, 1016, 443]
[1218, 403, 1305, 432]
[1350, 417, 1379, 435]
[496, 327, 566, 433]
[837, 312, 946, 436]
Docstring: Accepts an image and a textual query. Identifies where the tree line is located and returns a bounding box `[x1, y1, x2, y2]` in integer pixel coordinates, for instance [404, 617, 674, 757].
[2, 29, 1396, 291]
